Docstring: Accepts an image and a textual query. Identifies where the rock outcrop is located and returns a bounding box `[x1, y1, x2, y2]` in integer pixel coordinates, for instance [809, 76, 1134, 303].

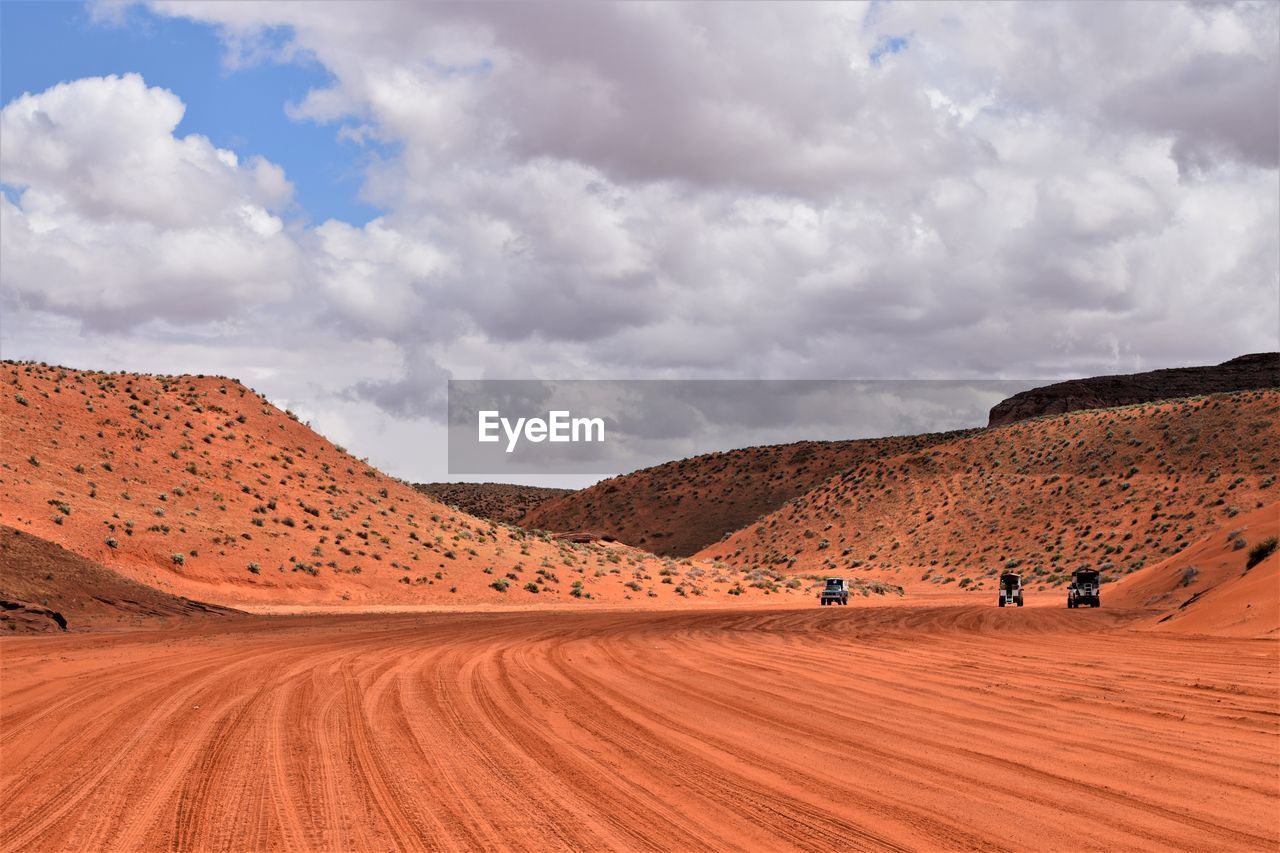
[988, 353, 1279, 426]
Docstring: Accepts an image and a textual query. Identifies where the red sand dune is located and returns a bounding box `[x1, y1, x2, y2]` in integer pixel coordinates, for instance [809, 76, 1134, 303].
[522, 431, 973, 556]
[698, 391, 1280, 598]
[413, 481, 572, 524]
[0, 362, 793, 608]
[2, 605, 1276, 850]
[1109, 502, 1279, 637]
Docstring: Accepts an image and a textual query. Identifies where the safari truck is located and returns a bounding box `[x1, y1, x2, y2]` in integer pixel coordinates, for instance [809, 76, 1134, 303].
[1067, 569, 1101, 608]
[998, 572, 1024, 607]
[819, 578, 849, 606]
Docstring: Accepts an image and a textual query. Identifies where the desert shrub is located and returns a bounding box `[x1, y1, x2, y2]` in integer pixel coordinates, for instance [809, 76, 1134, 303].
[1246, 538, 1277, 571]
[490, 579, 509, 592]
[171, 553, 185, 566]
[247, 562, 261, 574]
[105, 537, 118, 549]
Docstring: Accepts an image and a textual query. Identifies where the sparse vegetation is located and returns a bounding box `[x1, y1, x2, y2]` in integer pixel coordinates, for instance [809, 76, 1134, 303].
[1246, 538, 1277, 571]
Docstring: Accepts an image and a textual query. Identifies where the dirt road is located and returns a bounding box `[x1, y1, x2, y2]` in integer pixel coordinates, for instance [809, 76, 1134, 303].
[2, 607, 1276, 851]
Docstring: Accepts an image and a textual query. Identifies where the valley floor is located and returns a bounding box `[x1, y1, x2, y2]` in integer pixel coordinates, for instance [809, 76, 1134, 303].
[1, 605, 1276, 851]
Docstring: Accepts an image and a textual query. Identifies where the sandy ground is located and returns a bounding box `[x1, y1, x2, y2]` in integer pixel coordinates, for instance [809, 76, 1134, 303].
[2, 605, 1276, 852]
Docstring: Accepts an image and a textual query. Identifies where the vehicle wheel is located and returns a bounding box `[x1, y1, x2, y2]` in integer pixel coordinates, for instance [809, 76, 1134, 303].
[1067, 600, 1074, 609]
[998, 600, 1005, 607]
[1017, 599, 1023, 607]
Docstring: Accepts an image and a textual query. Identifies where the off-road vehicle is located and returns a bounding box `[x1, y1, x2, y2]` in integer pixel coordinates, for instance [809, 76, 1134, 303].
[998, 572, 1023, 607]
[1067, 569, 1101, 608]
[819, 577, 849, 606]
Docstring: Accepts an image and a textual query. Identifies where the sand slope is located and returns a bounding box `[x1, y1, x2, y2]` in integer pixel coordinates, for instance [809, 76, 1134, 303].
[0, 362, 790, 607]
[698, 391, 1280, 596]
[0, 525, 240, 632]
[413, 482, 572, 525]
[522, 431, 973, 556]
[2, 606, 1275, 851]
[1108, 502, 1279, 637]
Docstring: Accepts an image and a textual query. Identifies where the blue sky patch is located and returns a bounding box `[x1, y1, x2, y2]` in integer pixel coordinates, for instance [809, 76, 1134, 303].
[869, 34, 910, 66]
[0, 1, 381, 225]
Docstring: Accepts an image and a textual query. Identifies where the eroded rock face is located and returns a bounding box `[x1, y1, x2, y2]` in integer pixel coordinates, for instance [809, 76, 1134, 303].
[988, 353, 1280, 426]
[0, 599, 67, 631]
[0, 526, 241, 632]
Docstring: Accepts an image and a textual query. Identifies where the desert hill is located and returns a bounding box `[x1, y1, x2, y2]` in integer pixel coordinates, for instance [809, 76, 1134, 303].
[521, 432, 976, 557]
[0, 525, 240, 632]
[413, 481, 571, 524]
[697, 390, 1279, 596]
[0, 362, 786, 607]
[1107, 501, 1278, 637]
[988, 353, 1279, 426]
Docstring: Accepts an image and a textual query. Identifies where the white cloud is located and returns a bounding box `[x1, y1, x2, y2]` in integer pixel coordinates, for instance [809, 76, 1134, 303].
[2, 2, 1277, 483]
[0, 73, 303, 328]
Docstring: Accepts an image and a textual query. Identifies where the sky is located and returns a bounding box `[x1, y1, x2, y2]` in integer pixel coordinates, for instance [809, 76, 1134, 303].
[1, 0, 1277, 486]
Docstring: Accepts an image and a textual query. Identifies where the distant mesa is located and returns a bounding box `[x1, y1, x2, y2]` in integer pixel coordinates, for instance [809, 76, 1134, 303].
[988, 353, 1280, 426]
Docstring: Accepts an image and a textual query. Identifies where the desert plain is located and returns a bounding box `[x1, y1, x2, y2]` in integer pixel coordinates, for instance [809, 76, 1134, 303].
[3, 600, 1278, 851]
[2, 360, 1278, 851]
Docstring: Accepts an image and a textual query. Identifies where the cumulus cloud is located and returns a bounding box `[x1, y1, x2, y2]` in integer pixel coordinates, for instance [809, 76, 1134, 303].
[0, 73, 302, 329]
[148, 2, 1276, 374]
[2, 2, 1278, 482]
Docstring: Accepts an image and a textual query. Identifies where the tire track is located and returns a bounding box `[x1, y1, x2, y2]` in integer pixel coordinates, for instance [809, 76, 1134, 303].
[1, 606, 1276, 851]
